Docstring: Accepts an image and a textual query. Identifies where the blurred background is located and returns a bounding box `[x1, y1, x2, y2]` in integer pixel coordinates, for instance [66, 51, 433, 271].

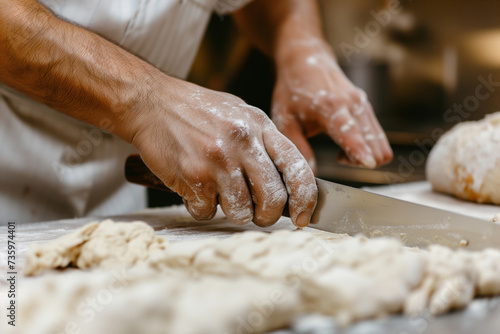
[149, 0, 500, 206]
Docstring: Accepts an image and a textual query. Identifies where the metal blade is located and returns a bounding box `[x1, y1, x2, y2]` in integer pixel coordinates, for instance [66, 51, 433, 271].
[310, 179, 500, 251]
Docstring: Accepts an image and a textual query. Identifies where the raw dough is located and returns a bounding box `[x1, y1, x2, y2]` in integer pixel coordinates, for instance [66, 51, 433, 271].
[426, 112, 500, 204]
[7, 220, 500, 333]
[11, 269, 298, 334]
[25, 219, 167, 275]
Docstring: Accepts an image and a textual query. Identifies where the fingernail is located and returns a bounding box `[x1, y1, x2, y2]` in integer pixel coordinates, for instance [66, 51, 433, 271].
[295, 211, 312, 228]
[362, 155, 377, 169]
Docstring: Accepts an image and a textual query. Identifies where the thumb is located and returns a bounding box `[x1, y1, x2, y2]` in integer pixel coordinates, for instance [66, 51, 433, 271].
[274, 114, 317, 175]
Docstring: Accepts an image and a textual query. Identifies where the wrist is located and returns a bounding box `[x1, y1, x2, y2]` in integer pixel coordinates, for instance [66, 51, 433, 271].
[270, 4, 330, 61]
[274, 32, 336, 73]
[120, 69, 178, 146]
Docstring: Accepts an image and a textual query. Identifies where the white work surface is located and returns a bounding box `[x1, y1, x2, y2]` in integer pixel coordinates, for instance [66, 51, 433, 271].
[365, 182, 500, 221]
[1, 181, 500, 334]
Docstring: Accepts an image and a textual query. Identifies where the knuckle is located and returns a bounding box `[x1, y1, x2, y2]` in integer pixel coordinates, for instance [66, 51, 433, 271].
[228, 121, 252, 143]
[348, 92, 362, 106]
[200, 181, 217, 198]
[289, 181, 318, 212]
[180, 171, 217, 200]
[321, 95, 344, 110]
[227, 206, 254, 225]
[181, 163, 209, 183]
[350, 88, 367, 103]
[253, 110, 273, 128]
[246, 104, 267, 116]
[259, 184, 288, 211]
[303, 184, 319, 209]
[263, 119, 278, 133]
[286, 163, 315, 192]
[204, 142, 227, 164]
[269, 187, 288, 209]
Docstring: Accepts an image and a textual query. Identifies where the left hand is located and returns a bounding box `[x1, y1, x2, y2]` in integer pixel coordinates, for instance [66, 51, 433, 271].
[272, 39, 393, 174]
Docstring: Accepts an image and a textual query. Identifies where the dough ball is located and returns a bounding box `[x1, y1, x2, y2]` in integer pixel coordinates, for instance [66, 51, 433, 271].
[426, 112, 500, 204]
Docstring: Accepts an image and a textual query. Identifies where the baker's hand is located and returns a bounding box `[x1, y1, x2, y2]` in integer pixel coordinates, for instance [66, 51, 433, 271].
[272, 40, 393, 174]
[130, 78, 317, 227]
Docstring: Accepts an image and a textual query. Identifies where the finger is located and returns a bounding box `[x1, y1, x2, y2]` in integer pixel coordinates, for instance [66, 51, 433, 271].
[243, 139, 288, 227]
[150, 160, 218, 221]
[181, 182, 218, 220]
[351, 102, 384, 165]
[324, 106, 376, 169]
[337, 151, 364, 168]
[365, 106, 394, 164]
[274, 111, 317, 175]
[349, 88, 392, 163]
[183, 197, 217, 220]
[217, 168, 254, 225]
[263, 123, 317, 228]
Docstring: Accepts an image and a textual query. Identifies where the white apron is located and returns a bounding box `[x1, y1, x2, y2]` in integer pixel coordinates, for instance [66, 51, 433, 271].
[0, 0, 251, 222]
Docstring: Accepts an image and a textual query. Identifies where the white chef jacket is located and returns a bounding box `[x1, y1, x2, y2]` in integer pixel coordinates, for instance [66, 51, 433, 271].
[0, 0, 252, 223]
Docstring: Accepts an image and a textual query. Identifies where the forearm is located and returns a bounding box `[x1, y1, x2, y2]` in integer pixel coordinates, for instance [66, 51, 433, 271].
[0, 0, 165, 142]
[232, 0, 326, 61]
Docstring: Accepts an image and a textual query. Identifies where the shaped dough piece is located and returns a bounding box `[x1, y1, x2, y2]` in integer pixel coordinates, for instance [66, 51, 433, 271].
[426, 112, 500, 204]
[24, 222, 99, 276]
[24, 219, 166, 275]
[76, 219, 167, 269]
[474, 248, 500, 295]
[404, 245, 476, 315]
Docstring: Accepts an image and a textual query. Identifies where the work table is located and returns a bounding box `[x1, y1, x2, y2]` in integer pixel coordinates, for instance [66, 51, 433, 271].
[1, 182, 500, 333]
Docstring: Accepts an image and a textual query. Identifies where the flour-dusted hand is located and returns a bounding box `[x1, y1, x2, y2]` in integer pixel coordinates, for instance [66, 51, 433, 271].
[131, 78, 317, 227]
[0, 0, 317, 228]
[272, 39, 393, 173]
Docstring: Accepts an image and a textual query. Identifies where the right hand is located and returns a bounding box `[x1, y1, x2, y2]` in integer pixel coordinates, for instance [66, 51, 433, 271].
[130, 78, 318, 228]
